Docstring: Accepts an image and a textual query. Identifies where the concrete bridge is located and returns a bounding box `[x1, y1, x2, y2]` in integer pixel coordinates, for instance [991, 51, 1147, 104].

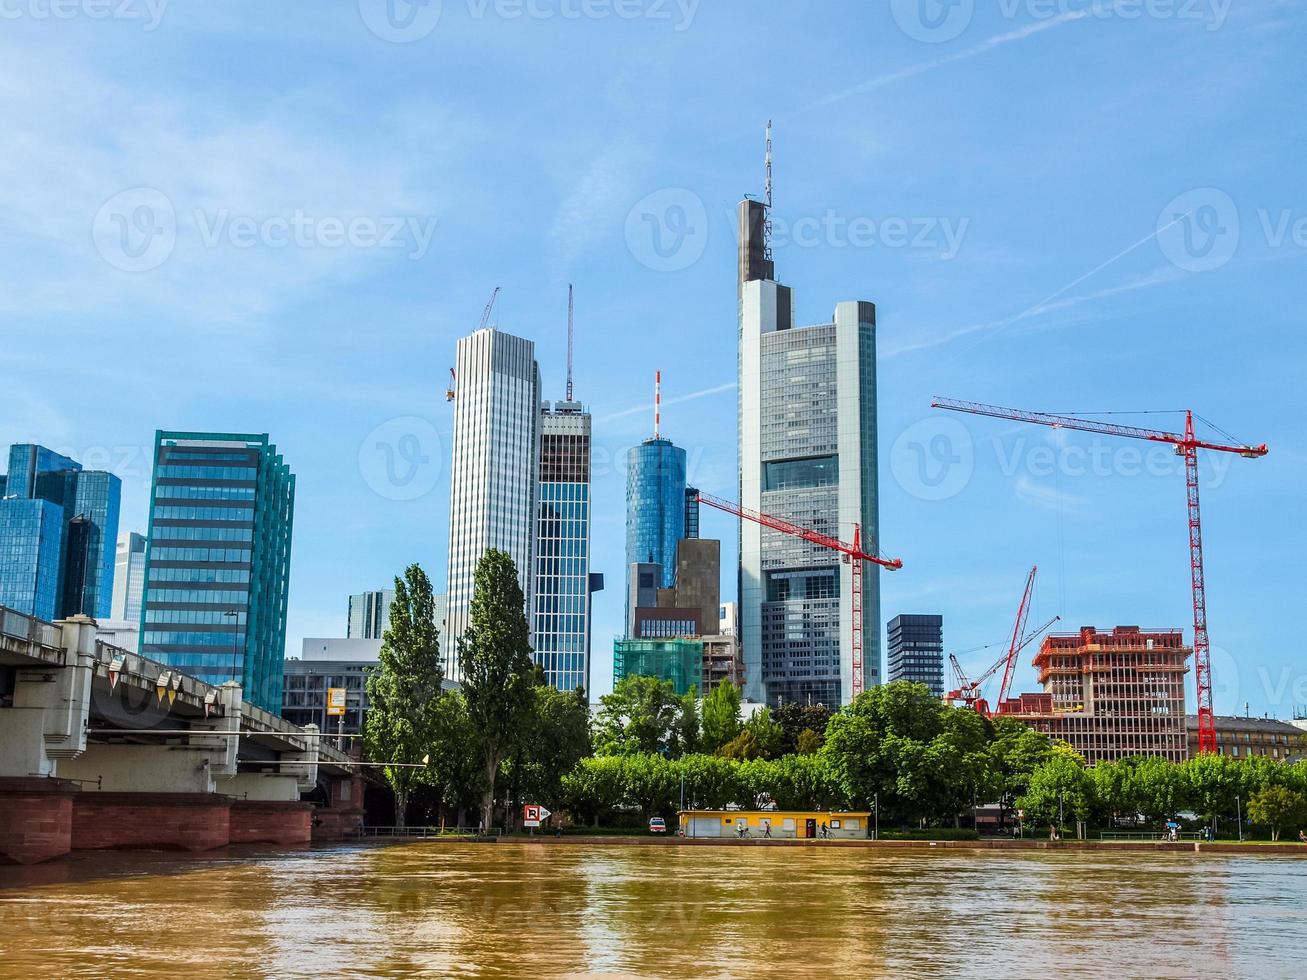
[0, 608, 363, 864]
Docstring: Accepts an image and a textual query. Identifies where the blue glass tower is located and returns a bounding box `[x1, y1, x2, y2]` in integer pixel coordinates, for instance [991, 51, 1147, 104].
[0, 444, 121, 621]
[625, 437, 687, 590]
[140, 432, 294, 713]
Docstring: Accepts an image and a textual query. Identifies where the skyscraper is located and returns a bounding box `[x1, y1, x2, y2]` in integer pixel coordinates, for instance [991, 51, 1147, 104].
[445, 328, 541, 680]
[347, 588, 394, 640]
[887, 614, 945, 698]
[533, 399, 593, 694]
[737, 181, 882, 708]
[111, 531, 147, 623]
[0, 444, 121, 622]
[140, 431, 295, 713]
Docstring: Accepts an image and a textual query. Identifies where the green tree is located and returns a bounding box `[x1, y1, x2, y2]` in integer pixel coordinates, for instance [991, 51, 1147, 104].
[458, 549, 536, 832]
[1182, 753, 1245, 831]
[1128, 755, 1188, 828]
[509, 683, 593, 823]
[773, 702, 833, 756]
[1016, 744, 1094, 836]
[426, 692, 487, 829]
[718, 728, 765, 761]
[795, 729, 824, 756]
[701, 681, 742, 752]
[594, 675, 682, 756]
[988, 716, 1054, 827]
[1246, 784, 1307, 842]
[675, 753, 743, 809]
[741, 707, 783, 760]
[363, 563, 444, 829]
[672, 685, 702, 757]
[562, 755, 626, 827]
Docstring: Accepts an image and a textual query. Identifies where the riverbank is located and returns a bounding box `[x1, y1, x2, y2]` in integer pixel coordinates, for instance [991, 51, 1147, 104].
[489, 834, 1307, 856]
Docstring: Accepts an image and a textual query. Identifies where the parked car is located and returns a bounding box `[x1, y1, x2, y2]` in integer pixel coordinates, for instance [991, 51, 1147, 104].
[648, 817, 667, 834]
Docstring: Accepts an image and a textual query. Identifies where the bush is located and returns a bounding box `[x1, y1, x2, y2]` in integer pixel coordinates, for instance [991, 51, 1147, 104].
[879, 828, 981, 841]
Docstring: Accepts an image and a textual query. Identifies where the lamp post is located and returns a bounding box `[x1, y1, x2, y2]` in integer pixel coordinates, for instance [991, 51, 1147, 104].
[873, 793, 879, 841]
[223, 609, 239, 674]
[1236, 794, 1243, 842]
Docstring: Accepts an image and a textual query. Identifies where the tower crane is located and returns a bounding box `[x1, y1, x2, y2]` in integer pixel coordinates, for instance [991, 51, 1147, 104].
[932, 397, 1268, 754]
[696, 491, 902, 700]
[447, 287, 502, 402]
[945, 567, 1059, 716]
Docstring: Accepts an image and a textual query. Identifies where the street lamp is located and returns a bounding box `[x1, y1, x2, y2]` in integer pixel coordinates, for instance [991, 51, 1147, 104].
[1236, 794, 1243, 842]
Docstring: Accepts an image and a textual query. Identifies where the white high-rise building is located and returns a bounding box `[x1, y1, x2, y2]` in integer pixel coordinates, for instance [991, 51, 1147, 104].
[110, 531, 146, 624]
[444, 327, 541, 680]
[347, 589, 394, 640]
[738, 197, 882, 707]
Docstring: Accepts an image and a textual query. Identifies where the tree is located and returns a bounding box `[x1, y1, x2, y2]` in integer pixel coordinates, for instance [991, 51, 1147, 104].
[672, 685, 702, 757]
[795, 729, 824, 756]
[718, 728, 765, 761]
[1016, 744, 1094, 836]
[773, 702, 833, 756]
[1182, 753, 1244, 831]
[741, 707, 783, 760]
[458, 549, 536, 832]
[508, 683, 593, 825]
[701, 681, 742, 752]
[363, 563, 444, 830]
[1128, 755, 1188, 828]
[1246, 785, 1307, 842]
[593, 675, 682, 756]
[988, 716, 1054, 827]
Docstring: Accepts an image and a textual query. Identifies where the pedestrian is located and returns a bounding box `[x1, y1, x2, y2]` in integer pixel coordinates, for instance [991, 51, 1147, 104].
[762, 820, 772, 839]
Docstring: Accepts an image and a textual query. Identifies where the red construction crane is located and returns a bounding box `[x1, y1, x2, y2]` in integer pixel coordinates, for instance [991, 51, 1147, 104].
[696, 491, 902, 700]
[932, 397, 1268, 754]
[945, 567, 1059, 716]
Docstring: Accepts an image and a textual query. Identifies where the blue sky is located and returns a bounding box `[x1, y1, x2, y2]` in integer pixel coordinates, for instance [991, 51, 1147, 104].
[2, 0, 1302, 712]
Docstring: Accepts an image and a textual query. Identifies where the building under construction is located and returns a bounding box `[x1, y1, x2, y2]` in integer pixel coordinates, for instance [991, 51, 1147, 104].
[997, 626, 1191, 764]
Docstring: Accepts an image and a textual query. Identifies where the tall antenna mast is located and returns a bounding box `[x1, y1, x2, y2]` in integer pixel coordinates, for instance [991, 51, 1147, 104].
[654, 370, 661, 439]
[763, 119, 773, 263]
[566, 284, 574, 402]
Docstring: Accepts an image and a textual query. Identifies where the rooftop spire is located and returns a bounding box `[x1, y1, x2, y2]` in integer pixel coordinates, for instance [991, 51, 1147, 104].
[763, 119, 773, 263]
[654, 370, 661, 439]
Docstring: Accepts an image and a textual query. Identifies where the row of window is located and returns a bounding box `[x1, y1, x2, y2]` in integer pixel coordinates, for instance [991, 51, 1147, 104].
[152, 525, 254, 542]
[153, 505, 254, 521]
[149, 567, 250, 583]
[156, 464, 257, 480]
[155, 484, 256, 500]
[162, 451, 255, 462]
[147, 588, 250, 605]
[146, 609, 246, 625]
[150, 546, 252, 562]
[142, 630, 246, 646]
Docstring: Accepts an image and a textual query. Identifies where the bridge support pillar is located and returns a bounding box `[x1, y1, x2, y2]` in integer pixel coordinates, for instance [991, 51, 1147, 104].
[71, 793, 231, 852]
[312, 772, 366, 841]
[0, 778, 76, 864]
[229, 800, 313, 845]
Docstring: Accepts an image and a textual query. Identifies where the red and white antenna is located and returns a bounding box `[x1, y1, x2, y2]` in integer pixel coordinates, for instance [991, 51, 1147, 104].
[566, 284, 575, 403]
[654, 370, 661, 439]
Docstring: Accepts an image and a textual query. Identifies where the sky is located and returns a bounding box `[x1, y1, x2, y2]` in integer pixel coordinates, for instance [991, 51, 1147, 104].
[1, 0, 1303, 713]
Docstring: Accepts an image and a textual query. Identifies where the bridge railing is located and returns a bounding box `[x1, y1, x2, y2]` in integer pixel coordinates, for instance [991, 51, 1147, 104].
[0, 606, 62, 651]
[363, 826, 503, 839]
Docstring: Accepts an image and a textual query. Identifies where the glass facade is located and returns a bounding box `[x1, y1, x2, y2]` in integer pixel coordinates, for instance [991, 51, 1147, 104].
[534, 404, 592, 695]
[140, 432, 294, 712]
[625, 437, 686, 590]
[886, 614, 945, 698]
[740, 262, 881, 708]
[612, 637, 704, 696]
[347, 589, 394, 640]
[0, 444, 121, 621]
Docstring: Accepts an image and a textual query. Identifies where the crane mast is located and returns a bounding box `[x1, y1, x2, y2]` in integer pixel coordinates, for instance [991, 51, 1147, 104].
[933, 397, 1267, 754]
[696, 491, 901, 700]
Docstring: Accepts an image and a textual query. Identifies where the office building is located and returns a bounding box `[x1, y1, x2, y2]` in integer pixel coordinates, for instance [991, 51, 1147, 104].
[626, 436, 687, 592]
[140, 431, 295, 713]
[445, 328, 541, 679]
[632, 537, 721, 640]
[1185, 715, 1306, 762]
[347, 589, 394, 640]
[887, 614, 945, 698]
[684, 487, 700, 540]
[738, 191, 883, 708]
[533, 399, 594, 694]
[0, 444, 121, 622]
[111, 531, 147, 624]
[719, 601, 738, 636]
[998, 626, 1190, 765]
[626, 562, 661, 637]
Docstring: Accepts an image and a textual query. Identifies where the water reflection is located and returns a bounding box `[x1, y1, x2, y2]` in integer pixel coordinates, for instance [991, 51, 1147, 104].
[1, 843, 1304, 977]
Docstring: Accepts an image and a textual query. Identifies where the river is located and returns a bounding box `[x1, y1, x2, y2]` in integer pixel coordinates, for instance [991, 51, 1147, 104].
[1, 842, 1303, 977]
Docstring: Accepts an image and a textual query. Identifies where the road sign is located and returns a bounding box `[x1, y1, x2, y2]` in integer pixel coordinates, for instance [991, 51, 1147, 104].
[326, 688, 347, 716]
[523, 804, 551, 828]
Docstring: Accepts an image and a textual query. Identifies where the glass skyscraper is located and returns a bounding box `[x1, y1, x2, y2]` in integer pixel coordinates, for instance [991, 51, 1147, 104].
[625, 437, 687, 589]
[0, 444, 121, 622]
[533, 400, 592, 694]
[111, 531, 147, 624]
[738, 198, 882, 708]
[347, 589, 394, 639]
[445, 328, 541, 680]
[140, 432, 295, 713]
[887, 614, 945, 698]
